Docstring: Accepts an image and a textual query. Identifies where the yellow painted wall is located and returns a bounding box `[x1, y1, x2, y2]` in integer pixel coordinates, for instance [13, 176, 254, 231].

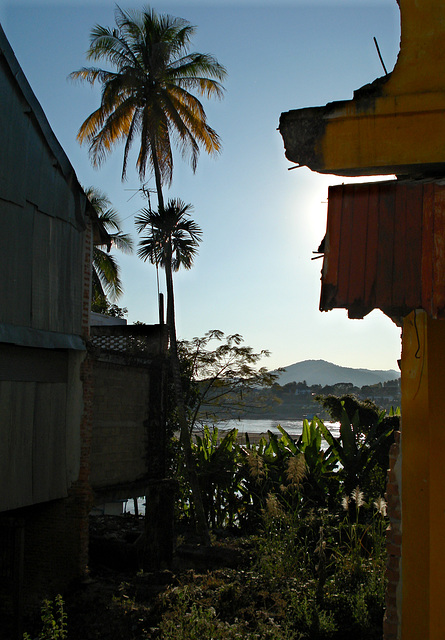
[317, 0, 445, 176]
[401, 311, 445, 639]
[391, 0, 445, 96]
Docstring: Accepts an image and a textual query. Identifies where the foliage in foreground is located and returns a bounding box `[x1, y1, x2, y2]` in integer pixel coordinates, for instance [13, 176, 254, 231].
[156, 405, 393, 639]
[24, 394, 395, 639]
[24, 496, 389, 640]
[157, 500, 387, 640]
[174, 406, 396, 532]
[41, 492, 386, 640]
[23, 594, 67, 640]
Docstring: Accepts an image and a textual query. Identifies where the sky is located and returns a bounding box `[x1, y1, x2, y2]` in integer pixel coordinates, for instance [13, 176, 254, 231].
[0, 0, 403, 373]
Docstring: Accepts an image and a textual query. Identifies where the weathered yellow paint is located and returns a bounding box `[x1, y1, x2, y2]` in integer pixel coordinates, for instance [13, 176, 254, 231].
[280, 0, 445, 176]
[390, 0, 445, 96]
[401, 311, 445, 639]
[321, 0, 445, 175]
[320, 94, 445, 175]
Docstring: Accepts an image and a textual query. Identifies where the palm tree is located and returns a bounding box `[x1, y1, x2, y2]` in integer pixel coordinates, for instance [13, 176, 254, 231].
[136, 198, 202, 327]
[136, 199, 209, 543]
[85, 186, 133, 306]
[70, 5, 226, 210]
[72, 6, 225, 544]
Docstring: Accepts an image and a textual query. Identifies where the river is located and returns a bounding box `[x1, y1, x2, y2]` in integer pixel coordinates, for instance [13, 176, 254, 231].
[214, 417, 340, 439]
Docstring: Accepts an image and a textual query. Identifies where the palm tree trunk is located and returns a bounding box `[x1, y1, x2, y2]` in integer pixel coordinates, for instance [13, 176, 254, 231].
[164, 249, 210, 546]
[151, 147, 210, 545]
[151, 136, 165, 212]
[151, 144, 173, 329]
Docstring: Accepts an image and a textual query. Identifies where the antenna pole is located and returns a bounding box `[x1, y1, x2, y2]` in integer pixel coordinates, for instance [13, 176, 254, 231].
[374, 37, 388, 76]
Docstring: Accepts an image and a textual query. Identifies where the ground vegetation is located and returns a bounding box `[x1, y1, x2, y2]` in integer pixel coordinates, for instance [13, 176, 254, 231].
[23, 405, 396, 639]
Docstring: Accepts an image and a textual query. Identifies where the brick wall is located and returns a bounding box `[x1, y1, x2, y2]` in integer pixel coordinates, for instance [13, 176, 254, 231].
[90, 355, 165, 499]
[75, 349, 95, 570]
[81, 219, 93, 340]
[67, 214, 95, 576]
[0, 492, 93, 638]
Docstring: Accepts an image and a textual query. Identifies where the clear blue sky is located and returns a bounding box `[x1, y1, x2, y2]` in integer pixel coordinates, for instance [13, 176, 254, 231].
[1, 0, 402, 372]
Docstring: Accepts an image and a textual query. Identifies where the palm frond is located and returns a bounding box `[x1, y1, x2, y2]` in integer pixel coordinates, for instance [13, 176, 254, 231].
[71, 5, 226, 186]
[93, 247, 123, 299]
[110, 230, 134, 254]
[85, 185, 133, 302]
[87, 97, 138, 167]
[69, 67, 117, 86]
[136, 198, 202, 271]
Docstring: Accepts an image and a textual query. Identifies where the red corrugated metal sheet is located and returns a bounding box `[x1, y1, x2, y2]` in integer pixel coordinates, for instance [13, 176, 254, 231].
[320, 180, 445, 321]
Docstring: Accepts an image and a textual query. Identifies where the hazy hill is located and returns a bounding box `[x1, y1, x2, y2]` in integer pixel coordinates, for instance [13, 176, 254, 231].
[272, 359, 400, 388]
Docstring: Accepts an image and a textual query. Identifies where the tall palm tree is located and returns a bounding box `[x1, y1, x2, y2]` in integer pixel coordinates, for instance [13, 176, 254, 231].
[86, 186, 133, 305]
[72, 6, 224, 544]
[136, 199, 209, 543]
[70, 5, 226, 210]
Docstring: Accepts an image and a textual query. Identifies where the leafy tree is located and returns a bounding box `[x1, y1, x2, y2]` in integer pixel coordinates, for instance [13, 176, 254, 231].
[315, 394, 381, 435]
[168, 332, 278, 530]
[85, 186, 133, 307]
[91, 299, 128, 318]
[178, 330, 278, 429]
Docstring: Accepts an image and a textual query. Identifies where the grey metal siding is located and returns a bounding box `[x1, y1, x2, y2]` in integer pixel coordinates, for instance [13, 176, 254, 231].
[0, 26, 89, 512]
[0, 31, 87, 339]
[0, 346, 71, 510]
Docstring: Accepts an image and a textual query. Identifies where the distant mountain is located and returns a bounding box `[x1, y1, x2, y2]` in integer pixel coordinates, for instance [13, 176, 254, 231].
[272, 359, 400, 388]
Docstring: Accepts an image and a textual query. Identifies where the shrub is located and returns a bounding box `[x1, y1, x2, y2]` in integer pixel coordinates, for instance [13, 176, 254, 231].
[23, 595, 67, 640]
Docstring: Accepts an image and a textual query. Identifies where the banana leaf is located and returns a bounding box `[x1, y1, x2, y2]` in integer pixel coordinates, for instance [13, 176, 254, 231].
[277, 424, 298, 454]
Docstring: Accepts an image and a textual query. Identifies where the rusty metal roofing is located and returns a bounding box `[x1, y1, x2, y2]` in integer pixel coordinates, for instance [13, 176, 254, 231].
[320, 180, 445, 321]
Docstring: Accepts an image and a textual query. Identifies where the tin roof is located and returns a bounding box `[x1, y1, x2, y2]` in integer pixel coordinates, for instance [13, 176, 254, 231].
[320, 180, 445, 322]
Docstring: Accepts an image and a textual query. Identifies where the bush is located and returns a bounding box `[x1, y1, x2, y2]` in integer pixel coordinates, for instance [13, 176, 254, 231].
[23, 595, 67, 640]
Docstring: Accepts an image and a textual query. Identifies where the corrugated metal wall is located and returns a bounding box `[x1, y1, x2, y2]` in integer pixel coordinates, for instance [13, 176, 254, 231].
[0, 345, 73, 510]
[0, 53, 85, 337]
[320, 180, 445, 321]
[0, 31, 88, 511]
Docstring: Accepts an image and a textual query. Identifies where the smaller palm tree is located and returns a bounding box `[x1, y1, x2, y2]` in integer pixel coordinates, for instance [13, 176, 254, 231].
[86, 186, 134, 305]
[136, 198, 209, 544]
[135, 198, 202, 327]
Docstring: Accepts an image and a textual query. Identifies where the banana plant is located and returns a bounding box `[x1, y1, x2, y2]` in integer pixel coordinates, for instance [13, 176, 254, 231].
[192, 426, 243, 529]
[279, 420, 339, 506]
[318, 405, 395, 495]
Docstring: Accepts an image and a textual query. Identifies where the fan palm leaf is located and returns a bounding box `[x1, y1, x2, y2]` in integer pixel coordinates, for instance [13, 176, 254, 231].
[135, 198, 202, 271]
